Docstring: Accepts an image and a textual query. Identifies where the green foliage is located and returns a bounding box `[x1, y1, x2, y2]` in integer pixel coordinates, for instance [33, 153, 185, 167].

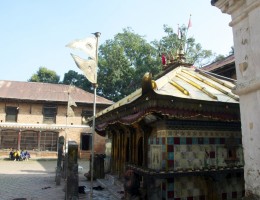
[28, 67, 60, 83]
[32, 26, 217, 102]
[152, 24, 180, 59]
[62, 70, 92, 92]
[96, 26, 214, 101]
[152, 24, 214, 67]
[97, 28, 161, 101]
[212, 54, 226, 63]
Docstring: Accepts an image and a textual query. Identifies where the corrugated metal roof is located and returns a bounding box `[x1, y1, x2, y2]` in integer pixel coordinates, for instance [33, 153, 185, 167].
[202, 54, 235, 72]
[0, 80, 113, 105]
[96, 66, 238, 117]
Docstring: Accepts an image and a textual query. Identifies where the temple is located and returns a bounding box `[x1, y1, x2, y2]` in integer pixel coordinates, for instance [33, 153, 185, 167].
[90, 53, 245, 199]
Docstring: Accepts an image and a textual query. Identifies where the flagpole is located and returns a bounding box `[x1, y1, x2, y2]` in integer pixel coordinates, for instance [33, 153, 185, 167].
[66, 32, 100, 200]
[90, 32, 101, 200]
[65, 89, 70, 200]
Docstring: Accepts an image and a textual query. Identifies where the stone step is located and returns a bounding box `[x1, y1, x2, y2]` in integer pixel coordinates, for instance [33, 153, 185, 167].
[96, 174, 124, 200]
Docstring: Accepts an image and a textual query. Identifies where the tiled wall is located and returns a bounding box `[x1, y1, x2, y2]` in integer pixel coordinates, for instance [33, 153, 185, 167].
[161, 175, 244, 200]
[147, 128, 244, 199]
[148, 130, 243, 170]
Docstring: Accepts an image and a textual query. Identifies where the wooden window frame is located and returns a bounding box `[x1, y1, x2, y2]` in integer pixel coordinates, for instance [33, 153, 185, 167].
[43, 104, 57, 124]
[5, 106, 18, 122]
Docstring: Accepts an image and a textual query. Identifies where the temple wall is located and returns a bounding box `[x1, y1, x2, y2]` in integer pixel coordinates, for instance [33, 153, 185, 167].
[161, 175, 244, 200]
[148, 129, 243, 171]
[214, 0, 260, 197]
[147, 122, 244, 199]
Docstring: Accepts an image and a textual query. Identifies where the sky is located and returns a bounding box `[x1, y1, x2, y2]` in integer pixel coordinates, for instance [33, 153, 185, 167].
[0, 0, 234, 82]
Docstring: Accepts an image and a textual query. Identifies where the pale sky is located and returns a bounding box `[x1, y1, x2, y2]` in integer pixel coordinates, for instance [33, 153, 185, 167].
[0, 0, 233, 82]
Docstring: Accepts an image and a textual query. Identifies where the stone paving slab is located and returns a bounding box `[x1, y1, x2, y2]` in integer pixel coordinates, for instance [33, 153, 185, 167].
[0, 160, 119, 200]
[96, 177, 124, 200]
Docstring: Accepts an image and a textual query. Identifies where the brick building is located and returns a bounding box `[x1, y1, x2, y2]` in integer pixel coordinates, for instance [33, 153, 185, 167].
[0, 80, 113, 158]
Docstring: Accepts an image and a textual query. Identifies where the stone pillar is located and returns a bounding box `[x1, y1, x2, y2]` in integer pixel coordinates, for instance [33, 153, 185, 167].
[55, 136, 64, 185]
[66, 141, 78, 200]
[213, 0, 260, 198]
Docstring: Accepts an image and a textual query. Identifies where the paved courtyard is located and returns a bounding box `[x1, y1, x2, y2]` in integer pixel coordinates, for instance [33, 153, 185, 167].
[0, 159, 119, 200]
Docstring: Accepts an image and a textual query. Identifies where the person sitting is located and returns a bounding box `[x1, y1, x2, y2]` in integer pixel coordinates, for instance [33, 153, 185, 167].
[21, 150, 26, 160]
[13, 149, 21, 161]
[25, 151, 30, 161]
[20, 150, 30, 161]
[9, 148, 14, 160]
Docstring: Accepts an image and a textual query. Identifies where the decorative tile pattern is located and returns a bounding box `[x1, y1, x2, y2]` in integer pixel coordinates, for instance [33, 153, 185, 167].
[169, 175, 244, 200]
[148, 129, 243, 172]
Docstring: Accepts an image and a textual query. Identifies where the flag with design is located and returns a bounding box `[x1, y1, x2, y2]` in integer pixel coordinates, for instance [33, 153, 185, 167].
[70, 53, 97, 84]
[66, 37, 97, 61]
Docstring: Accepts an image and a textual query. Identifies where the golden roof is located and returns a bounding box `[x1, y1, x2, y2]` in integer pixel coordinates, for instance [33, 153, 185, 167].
[96, 66, 238, 118]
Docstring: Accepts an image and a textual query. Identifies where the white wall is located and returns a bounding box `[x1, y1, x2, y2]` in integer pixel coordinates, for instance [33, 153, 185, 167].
[214, 0, 260, 198]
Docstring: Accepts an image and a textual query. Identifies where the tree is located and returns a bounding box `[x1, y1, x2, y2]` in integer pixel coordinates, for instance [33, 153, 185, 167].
[212, 54, 226, 63]
[97, 28, 161, 101]
[152, 25, 214, 67]
[62, 70, 92, 92]
[31, 27, 216, 102]
[97, 26, 214, 101]
[28, 67, 60, 83]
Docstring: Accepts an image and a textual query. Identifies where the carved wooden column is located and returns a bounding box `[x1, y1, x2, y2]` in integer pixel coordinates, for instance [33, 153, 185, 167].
[37, 131, 41, 151]
[17, 130, 21, 150]
[213, 0, 260, 198]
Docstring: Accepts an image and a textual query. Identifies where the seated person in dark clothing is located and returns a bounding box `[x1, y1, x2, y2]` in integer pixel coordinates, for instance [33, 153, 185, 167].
[9, 148, 14, 160]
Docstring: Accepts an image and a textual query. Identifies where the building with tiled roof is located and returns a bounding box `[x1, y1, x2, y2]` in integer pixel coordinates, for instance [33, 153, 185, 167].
[202, 54, 236, 80]
[90, 57, 245, 199]
[0, 80, 113, 158]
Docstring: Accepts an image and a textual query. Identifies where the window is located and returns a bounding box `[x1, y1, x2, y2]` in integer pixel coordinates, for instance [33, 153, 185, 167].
[40, 131, 58, 151]
[20, 131, 38, 151]
[81, 134, 92, 150]
[6, 106, 18, 122]
[43, 104, 57, 124]
[82, 110, 93, 125]
[0, 130, 18, 149]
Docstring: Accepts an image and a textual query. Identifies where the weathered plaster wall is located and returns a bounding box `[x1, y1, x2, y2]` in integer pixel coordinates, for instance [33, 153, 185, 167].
[214, 0, 260, 197]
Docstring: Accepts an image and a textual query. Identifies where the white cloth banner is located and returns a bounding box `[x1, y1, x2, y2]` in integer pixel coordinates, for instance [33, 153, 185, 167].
[70, 53, 97, 84]
[66, 37, 97, 60]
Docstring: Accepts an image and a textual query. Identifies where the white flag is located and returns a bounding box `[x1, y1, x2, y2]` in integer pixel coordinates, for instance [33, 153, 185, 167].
[67, 94, 77, 117]
[70, 53, 97, 84]
[66, 37, 97, 60]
